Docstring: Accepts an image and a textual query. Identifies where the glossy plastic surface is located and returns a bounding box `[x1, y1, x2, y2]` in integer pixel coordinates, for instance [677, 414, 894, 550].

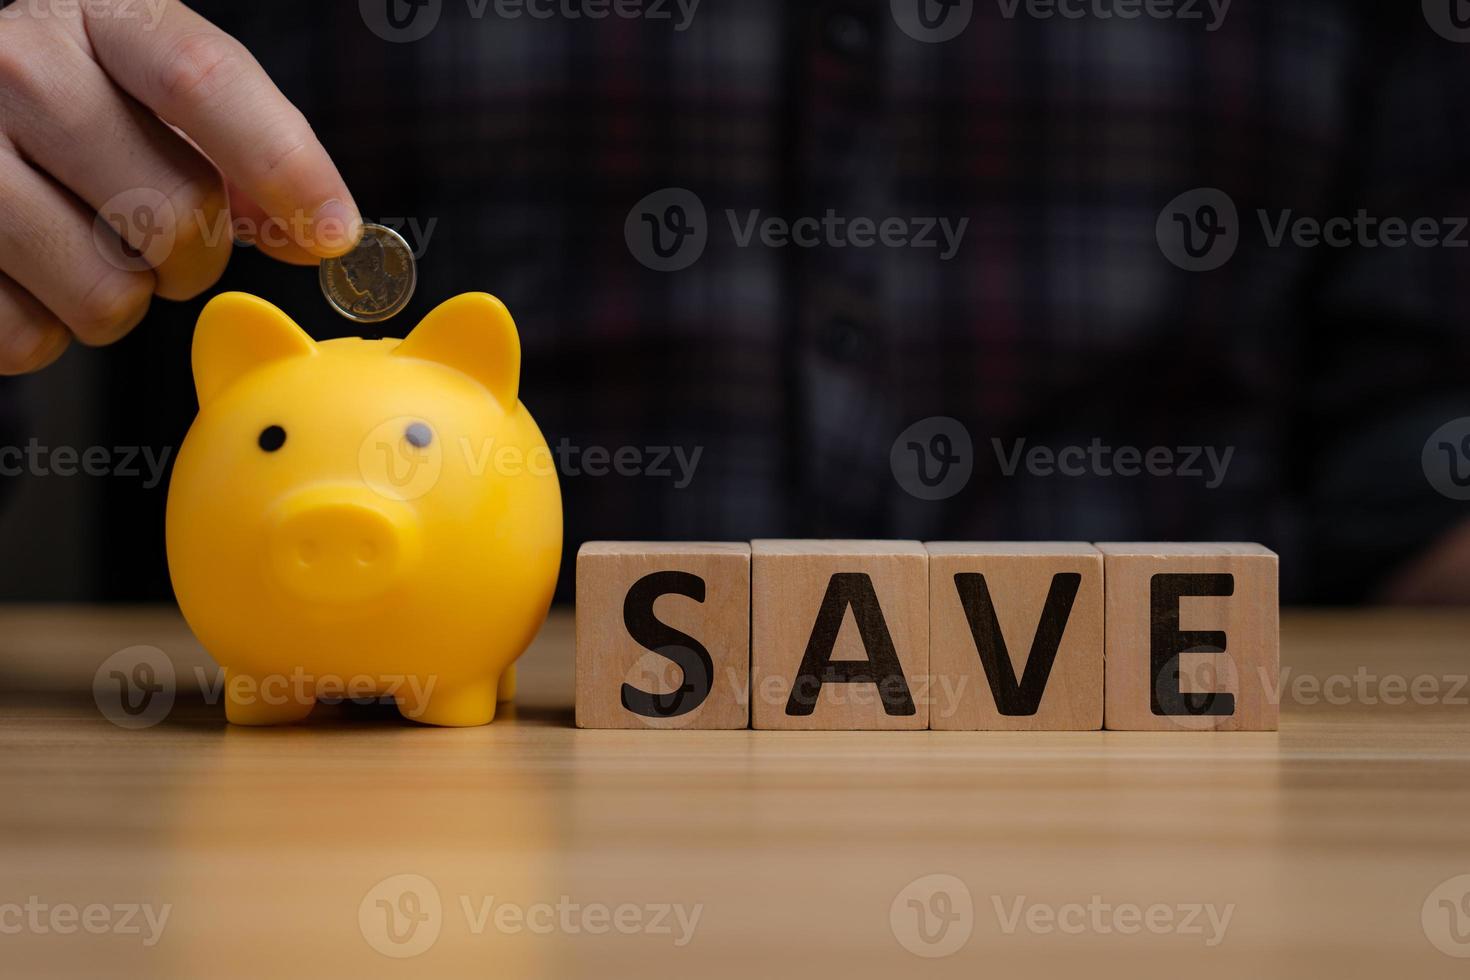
[166, 292, 563, 726]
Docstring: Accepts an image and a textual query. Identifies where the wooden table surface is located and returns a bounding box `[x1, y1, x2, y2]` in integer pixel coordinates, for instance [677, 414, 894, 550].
[2, 606, 1470, 979]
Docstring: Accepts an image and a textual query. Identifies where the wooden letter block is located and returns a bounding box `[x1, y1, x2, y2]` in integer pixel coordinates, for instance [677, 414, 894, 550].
[927, 542, 1103, 731]
[575, 542, 750, 729]
[1099, 543, 1279, 732]
[751, 540, 928, 730]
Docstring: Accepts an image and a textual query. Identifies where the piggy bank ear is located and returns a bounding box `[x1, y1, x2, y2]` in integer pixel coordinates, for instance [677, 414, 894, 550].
[193, 293, 317, 406]
[394, 293, 521, 409]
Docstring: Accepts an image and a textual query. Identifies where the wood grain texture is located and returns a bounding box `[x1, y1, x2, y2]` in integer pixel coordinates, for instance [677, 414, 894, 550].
[927, 542, 1103, 730]
[575, 542, 750, 729]
[1, 606, 1469, 979]
[750, 540, 928, 730]
[1099, 543, 1279, 731]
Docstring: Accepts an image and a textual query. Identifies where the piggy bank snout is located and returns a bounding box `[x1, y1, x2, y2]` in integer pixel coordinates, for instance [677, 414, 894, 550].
[267, 488, 420, 604]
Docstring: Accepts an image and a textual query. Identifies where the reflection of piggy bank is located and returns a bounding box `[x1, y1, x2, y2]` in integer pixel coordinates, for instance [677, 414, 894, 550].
[166, 292, 562, 726]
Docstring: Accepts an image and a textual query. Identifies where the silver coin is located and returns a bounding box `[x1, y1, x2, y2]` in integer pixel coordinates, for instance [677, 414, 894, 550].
[319, 223, 417, 324]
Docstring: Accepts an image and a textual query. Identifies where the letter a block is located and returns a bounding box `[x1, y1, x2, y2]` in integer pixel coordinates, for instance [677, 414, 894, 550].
[575, 542, 751, 729]
[1099, 543, 1279, 732]
[927, 543, 1103, 731]
[751, 540, 929, 730]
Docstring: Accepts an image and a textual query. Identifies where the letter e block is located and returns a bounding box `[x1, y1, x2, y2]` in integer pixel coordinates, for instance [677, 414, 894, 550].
[927, 542, 1103, 731]
[576, 542, 750, 729]
[1099, 543, 1279, 732]
[751, 540, 928, 730]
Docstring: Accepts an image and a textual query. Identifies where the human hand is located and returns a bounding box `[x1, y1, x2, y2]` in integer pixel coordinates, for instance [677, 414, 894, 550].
[0, 0, 361, 374]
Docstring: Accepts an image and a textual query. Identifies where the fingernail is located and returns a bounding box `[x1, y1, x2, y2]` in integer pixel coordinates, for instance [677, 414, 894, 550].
[311, 199, 364, 256]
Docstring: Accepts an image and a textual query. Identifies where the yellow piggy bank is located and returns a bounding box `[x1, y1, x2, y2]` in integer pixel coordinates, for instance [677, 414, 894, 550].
[166, 292, 563, 726]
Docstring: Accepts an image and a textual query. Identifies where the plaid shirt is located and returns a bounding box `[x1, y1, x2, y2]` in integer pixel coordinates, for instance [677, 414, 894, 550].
[5, 0, 1469, 602]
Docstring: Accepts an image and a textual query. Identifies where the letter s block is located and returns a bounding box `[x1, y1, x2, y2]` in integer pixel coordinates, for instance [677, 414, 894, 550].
[1099, 543, 1279, 731]
[751, 540, 929, 730]
[575, 542, 751, 729]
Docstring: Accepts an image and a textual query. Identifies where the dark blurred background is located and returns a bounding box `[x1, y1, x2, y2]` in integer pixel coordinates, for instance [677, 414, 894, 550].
[2, 0, 1469, 604]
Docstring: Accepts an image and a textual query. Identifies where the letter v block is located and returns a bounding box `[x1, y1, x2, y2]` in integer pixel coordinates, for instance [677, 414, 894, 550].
[575, 542, 751, 729]
[1099, 543, 1279, 732]
[751, 541, 928, 730]
[927, 543, 1103, 730]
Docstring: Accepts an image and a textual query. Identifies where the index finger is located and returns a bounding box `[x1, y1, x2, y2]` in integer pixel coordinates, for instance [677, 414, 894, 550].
[85, 2, 362, 258]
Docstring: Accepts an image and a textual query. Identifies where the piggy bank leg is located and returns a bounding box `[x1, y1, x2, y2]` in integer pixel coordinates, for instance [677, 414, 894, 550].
[223, 670, 316, 726]
[397, 676, 498, 727]
[497, 665, 517, 702]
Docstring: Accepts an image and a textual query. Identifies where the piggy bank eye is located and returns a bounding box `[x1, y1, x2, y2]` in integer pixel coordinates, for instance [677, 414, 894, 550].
[258, 425, 287, 452]
[405, 422, 433, 448]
